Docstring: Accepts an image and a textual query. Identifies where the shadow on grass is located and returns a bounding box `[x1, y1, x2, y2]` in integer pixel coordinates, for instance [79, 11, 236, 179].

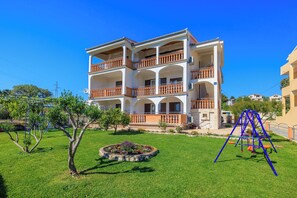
[33, 147, 54, 153]
[0, 175, 7, 198]
[109, 130, 144, 136]
[80, 157, 155, 175]
[216, 153, 277, 164]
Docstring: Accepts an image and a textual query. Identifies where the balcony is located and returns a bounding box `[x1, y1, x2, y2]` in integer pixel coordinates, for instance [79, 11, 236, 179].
[159, 83, 183, 95]
[132, 87, 155, 97]
[90, 58, 132, 73]
[159, 51, 184, 65]
[191, 99, 214, 109]
[191, 66, 214, 79]
[90, 87, 122, 98]
[134, 51, 184, 69]
[130, 114, 187, 125]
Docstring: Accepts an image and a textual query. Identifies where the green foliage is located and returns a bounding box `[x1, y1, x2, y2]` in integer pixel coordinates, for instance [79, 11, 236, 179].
[0, 130, 297, 197]
[100, 108, 130, 133]
[221, 94, 228, 104]
[176, 126, 182, 133]
[0, 122, 15, 132]
[280, 77, 289, 89]
[23, 136, 32, 147]
[11, 84, 52, 98]
[158, 120, 167, 131]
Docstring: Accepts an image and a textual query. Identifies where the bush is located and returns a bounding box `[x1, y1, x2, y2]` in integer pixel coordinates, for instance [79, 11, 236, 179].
[168, 129, 175, 133]
[137, 128, 146, 132]
[190, 131, 199, 135]
[224, 124, 232, 128]
[158, 121, 167, 131]
[176, 126, 182, 133]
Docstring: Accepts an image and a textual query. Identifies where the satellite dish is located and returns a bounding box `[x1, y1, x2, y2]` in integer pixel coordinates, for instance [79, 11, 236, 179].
[83, 89, 89, 94]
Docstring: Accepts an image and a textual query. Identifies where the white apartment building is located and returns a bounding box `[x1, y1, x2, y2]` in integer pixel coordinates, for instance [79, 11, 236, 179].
[86, 29, 224, 129]
[248, 94, 263, 101]
[269, 94, 282, 102]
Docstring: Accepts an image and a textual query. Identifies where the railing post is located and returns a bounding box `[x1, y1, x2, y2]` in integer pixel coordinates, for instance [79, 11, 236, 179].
[288, 127, 293, 141]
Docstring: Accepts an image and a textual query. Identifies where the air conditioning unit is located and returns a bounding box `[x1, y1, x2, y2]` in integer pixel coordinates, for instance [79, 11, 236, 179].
[188, 116, 194, 123]
[188, 56, 194, 65]
[188, 83, 194, 90]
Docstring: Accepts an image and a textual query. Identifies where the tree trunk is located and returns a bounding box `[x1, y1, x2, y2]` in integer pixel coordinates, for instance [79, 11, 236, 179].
[68, 141, 78, 176]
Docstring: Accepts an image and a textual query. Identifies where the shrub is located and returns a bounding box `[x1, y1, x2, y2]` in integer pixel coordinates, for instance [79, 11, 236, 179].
[176, 126, 182, 133]
[168, 129, 175, 133]
[158, 120, 167, 132]
[190, 131, 199, 135]
[224, 124, 232, 128]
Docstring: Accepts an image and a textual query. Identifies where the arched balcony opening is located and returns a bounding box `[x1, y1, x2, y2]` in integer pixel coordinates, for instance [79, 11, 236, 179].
[191, 82, 214, 109]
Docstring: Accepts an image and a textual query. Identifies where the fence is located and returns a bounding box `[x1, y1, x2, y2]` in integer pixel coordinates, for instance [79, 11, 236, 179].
[267, 122, 296, 141]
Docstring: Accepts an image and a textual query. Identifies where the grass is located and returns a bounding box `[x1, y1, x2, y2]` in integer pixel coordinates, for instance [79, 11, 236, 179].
[0, 130, 297, 197]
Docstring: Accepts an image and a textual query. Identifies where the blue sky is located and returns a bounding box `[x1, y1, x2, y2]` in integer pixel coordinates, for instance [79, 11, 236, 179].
[0, 0, 296, 98]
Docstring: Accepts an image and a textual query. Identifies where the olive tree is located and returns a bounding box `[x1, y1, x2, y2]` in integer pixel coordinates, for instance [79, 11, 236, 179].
[0, 97, 48, 153]
[100, 108, 130, 134]
[47, 91, 102, 176]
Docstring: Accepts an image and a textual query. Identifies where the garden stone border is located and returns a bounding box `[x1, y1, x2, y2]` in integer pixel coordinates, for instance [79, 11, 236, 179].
[99, 144, 159, 162]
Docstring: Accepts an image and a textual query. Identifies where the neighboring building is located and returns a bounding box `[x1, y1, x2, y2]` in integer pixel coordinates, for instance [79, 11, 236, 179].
[276, 46, 297, 126]
[227, 99, 235, 106]
[269, 94, 282, 102]
[248, 94, 263, 101]
[86, 29, 224, 129]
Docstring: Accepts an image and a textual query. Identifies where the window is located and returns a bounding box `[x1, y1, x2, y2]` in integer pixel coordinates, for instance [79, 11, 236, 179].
[144, 103, 155, 114]
[116, 81, 122, 87]
[169, 102, 181, 114]
[170, 77, 182, 84]
[115, 104, 121, 109]
[145, 79, 155, 87]
[160, 103, 166, 114]
[160, 78, 167, 85]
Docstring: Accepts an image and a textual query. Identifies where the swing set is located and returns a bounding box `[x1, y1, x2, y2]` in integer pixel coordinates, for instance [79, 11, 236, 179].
[214, 109, 278, 176]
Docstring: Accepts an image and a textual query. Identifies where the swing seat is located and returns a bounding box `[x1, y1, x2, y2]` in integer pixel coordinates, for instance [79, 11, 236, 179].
[228, 141, 235, 144]
[263, 145, 271, 149]
[247, 146, 253, 151]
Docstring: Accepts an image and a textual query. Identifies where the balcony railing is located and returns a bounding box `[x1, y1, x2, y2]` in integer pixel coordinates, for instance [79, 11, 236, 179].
[159, 51, 184, 65]
[130, 114, 187, 124]
[191, 66, 214, 79]
[159, 83, 183, 95]
[132, 86, 155, 97]
[90, 87, 122, 98]
[134, 57, 156, 69]
[134, 51, 184, 69]
[90, 58, 132, 72]
[191, 99, 214, 109]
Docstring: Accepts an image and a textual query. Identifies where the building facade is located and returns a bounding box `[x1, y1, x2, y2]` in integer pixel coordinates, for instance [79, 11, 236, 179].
[269, 94, 282, 102]
[276, 46, 297, 126]
[248, 94, 263, 101]
[86, 29, 224, 129]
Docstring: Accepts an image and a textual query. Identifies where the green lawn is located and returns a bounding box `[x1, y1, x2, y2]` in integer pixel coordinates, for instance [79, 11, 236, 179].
[0, 130, 297, 197]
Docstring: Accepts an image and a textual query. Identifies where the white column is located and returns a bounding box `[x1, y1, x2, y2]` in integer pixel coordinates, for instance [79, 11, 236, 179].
[183, 64, 188, 92]
[131, 50, 134, 62]
[183, 38, 188, 60]
[88, 75, 92, 99]
[156, 46, 160, 65]
[166, 102, 169, 114]
[122, 69, 126, 95]
[213, 46, 218, 109]
[156, 71, 159, 94]
[121, 98, 125, 112]
[88, 55, 92, 72]
[122, 46, 127, 65]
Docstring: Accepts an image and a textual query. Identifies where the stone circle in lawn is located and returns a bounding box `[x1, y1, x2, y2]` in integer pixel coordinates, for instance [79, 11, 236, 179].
[99, 141, 159, 162]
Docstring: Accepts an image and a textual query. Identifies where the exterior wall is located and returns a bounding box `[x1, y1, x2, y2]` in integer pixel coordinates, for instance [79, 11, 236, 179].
[87, 31, 224, 129]
[276, 47, 297, 126]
